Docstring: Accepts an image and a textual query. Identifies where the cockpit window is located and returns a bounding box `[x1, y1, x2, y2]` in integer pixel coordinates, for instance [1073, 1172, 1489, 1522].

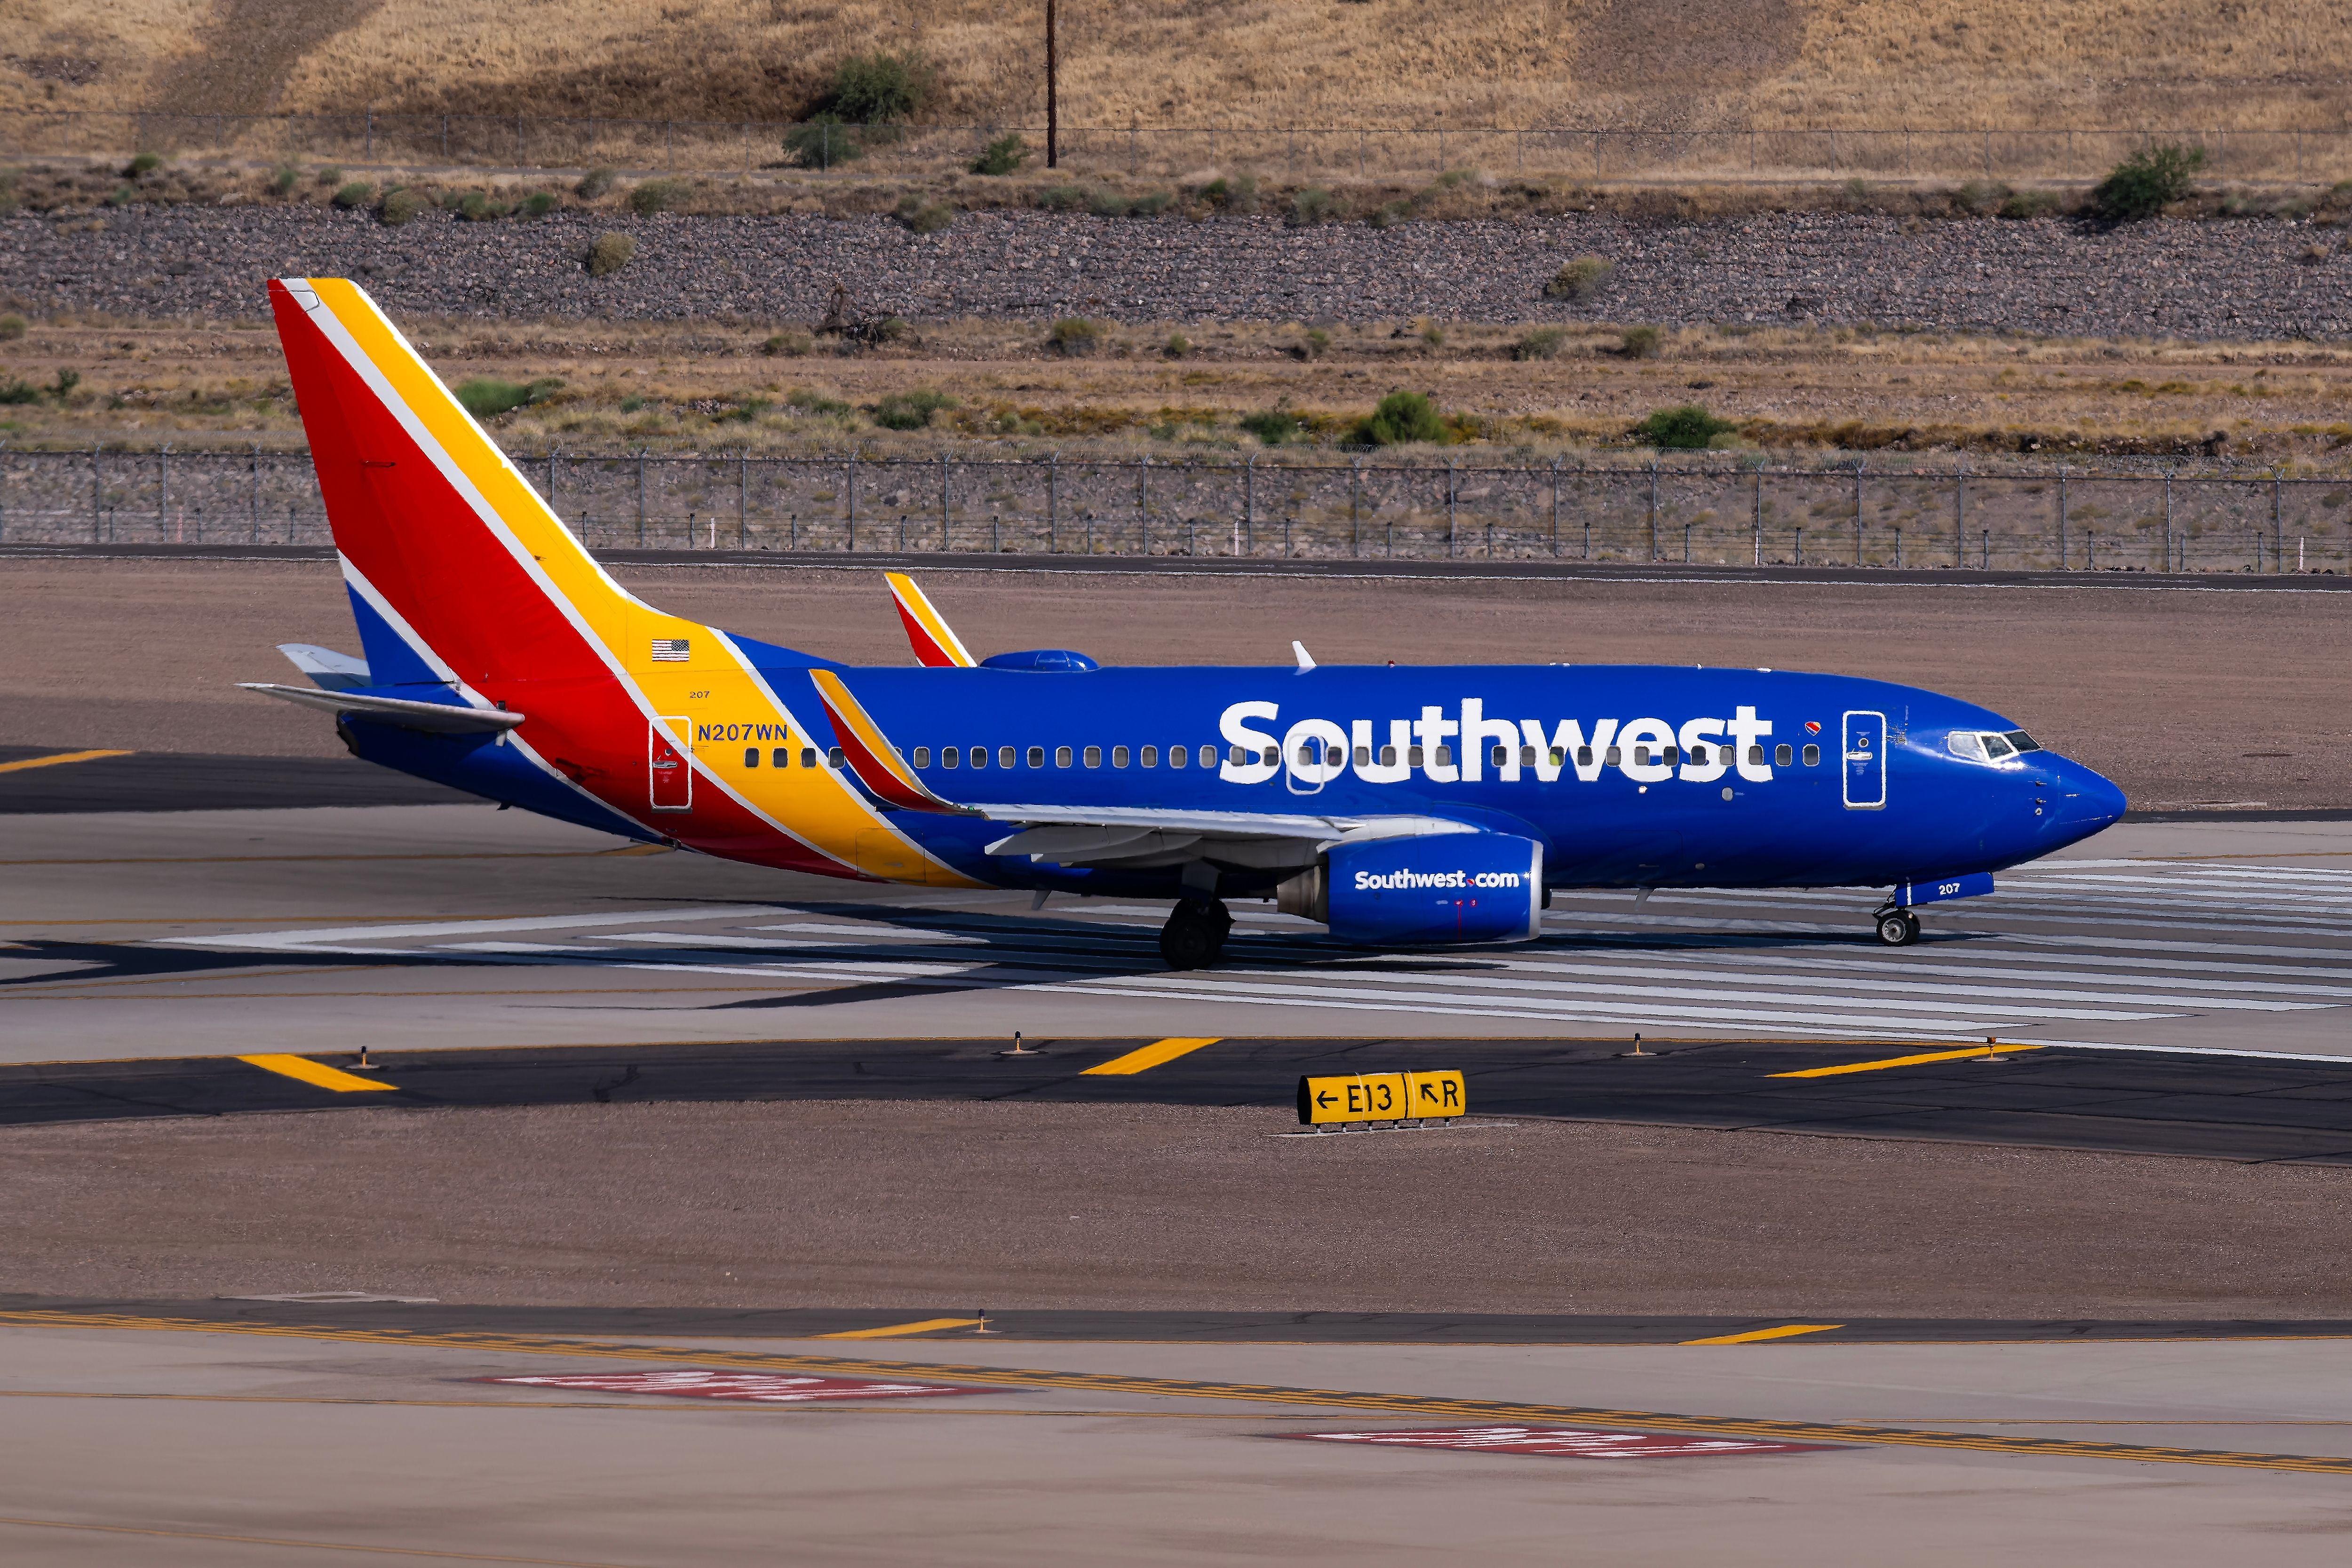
[1981, 734, 2018, 760]
[2005, 730, 2042, 753]
[1945, 733, 1985, 761]
[1949, 729, 2031, 764]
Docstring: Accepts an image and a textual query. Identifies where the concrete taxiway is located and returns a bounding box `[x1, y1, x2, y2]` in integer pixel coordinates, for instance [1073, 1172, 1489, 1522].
[6, 797, 2352, 1061]
[2, 1311, 2350, 1566]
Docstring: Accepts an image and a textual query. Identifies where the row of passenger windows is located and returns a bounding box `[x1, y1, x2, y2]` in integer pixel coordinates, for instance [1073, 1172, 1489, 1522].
[735, 741, 1825, 771]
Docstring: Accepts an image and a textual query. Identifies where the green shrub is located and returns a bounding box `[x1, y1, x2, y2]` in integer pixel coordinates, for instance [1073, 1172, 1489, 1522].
[1953, 179, 2008, 216]
[269, 163, 300, 195]
[1047, 317, 1104, 356]
[1164, 332, 1190, 358]
[972, 134, 1028, 176]
[1200, 174, 1259, 214]
[1419, 320, 1446, 348]
[1036, 183, 1086, 211]
[1298, 327, 1331, 360]
[1545, 254, 1614, 302]
[585, 232, 637, 277]
[455, 378, 537, 418]
[124, 152, 162, 178]
[1128, 190, 1173, 215]
[628, 179, 683, 216]
[1999, 188, 2059, 219]
[2093, 143, 2205, 223]
[1352, 390, 1446, 446]
[762, 331, 811, 357]
[456, 189, 509, 222]
[895, 195, 953, 233]
[575, 166, 617, 200]
[871, 317, 914, 345]
[0, 377, 38, 404]
[1368, 199, 1410, 229]
[786, 388, 853, 416]
[1240, 407, 1302, 445]
[0, 314, 25, 341]
[48, 368, 79, 400]
[104, 184, 134, 207]
[783, 115, 863, 168]
[1619, 325, 1662, 359]
[1515, 325, 1567, 361]
[1292, 186, 1339, 225]
[1635, 404, 1735, 449]
[378, 188, 427, 226]
[1087, 188, 1132, 217]
[827, 50, 934, 124]
[523, 190, 558, 217]
[331, 181, 373, 210]
[873, 387, 957, 430]
[315, 166, 342, 186]
[719, 396, 774, 423]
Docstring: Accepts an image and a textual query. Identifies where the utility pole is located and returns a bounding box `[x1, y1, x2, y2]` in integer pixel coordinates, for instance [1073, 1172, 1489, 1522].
[1046, 0, 1059, 169]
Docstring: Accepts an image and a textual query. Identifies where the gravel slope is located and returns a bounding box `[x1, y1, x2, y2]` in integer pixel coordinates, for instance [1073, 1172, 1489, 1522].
[5, 205, 2349, 338]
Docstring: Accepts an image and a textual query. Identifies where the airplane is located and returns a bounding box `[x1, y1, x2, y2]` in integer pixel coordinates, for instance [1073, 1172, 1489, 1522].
[243, 278, 2129, 970]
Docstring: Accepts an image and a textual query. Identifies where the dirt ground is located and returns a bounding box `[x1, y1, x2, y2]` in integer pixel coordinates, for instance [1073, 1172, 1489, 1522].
[3, 555, 2343, 810]
[3, 1101, 2344, 1316]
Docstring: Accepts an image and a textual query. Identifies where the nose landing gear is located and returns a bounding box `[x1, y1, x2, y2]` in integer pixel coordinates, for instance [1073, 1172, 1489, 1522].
[1873, 907, 1922, 946]
[1159, 897, 1233, 971]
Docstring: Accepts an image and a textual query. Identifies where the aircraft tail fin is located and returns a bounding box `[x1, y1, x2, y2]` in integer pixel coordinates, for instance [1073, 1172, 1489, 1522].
[885, 572, 977, 668]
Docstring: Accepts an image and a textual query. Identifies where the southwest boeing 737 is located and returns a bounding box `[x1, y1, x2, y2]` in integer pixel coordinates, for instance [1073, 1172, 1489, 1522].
[244, 278, 2128, 969]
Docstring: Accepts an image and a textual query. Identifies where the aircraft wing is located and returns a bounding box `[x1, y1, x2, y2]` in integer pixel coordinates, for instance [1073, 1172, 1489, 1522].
[973, 805, 1477, 870]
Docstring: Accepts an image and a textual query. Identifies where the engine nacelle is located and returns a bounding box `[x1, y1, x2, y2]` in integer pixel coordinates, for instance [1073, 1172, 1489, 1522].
[1278, 832, 1545, 946]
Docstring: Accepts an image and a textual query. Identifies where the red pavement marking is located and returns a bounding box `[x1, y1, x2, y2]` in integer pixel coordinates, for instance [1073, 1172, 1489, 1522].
[480, 1370, 984, 1403]
[1287, 1426, 1839, 1459]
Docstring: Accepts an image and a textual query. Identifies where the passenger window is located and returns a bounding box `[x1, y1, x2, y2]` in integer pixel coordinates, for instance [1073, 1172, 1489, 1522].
[1297, 743, 1319, 766]
[802, 747, 818, 769]
[1262, 746, 1278, 766]
[1775, 743, 1792, 767]
[1434, 745, 1452, 767]
[1057, 745, 1075, 768]
[1200, 744, 1219, 768]
[1082, 745, 1100, 768]
[968, 746, 985, 770]
[1802, 744, 1820, 767]
[1633, 746, 1650, 766]
[827, 746, 845, 768]
[1748, 744, 1764, 766]
[1488, 745, 1506, 768]
[1354, 745, 1371, 766]
[1229, 744, 1247, 765]
[1688, 745, 1706, 765]
[1113, 745, 1129, 768]
[1520, 744, 1536, 768]
[1142, 745, 1158, 767]
[1577, 745, 1592, 768]
[744, 747, 760, 768]
[1605, 746, 1622, 766]
[1166, 744, 1184, 769]
[942, 746, 959, 769]
[1408, 745, 1424, 767]
[1663, 745, 1681, 766]
[772, 747, 790, 768]
[912, 747, 930, 768]
[1026, 745, 1043, 768]
[1549, 746, 1564, 767]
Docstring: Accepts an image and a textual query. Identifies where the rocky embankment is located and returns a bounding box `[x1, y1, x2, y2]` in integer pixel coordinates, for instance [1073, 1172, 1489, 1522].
[2, 204, 2348, 339]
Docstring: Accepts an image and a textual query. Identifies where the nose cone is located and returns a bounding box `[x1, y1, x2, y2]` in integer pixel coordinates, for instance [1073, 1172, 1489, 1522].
[2046, 759, 2127, 842]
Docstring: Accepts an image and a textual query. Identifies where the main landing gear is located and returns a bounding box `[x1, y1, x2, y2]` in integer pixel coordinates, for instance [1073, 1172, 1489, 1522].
[1159, 897, 1233, 971]
[1873, 907, 1923, 947]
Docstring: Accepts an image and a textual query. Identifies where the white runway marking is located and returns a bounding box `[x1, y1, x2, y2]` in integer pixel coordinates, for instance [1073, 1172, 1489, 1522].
[141, 860, 2352, 1045]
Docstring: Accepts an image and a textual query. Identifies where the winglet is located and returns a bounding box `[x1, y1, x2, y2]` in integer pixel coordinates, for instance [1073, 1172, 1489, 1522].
[809, 669, 961, 813]
[1292, 641, 1316, 671]
[885, 573, 977, 668]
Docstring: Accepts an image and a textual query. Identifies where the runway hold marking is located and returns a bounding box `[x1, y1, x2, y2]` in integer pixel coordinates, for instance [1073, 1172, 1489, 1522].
[16, 1313, 2352, 1475]
[815, 1317, 988, 1340]
[0, 749, 130, 776]
[483, 1370, 982, 1402]
[1679, 1324, 1846, 1346]
[1082, 1037, 1223, 1076]
[1769, 1044, 2044, 1078]
[1289, 1426, 1838, 1459]
[238, 1054, 398, 1092]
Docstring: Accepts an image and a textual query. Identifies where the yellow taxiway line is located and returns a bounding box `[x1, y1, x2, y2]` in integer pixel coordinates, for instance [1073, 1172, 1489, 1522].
[238, 1054, 398, 1093]
[1770, 1044, 2042, 1078]
[1081, 1037, 1222, 1076]
[1680, 1324, 1845, 1345]
[815, 1317, 986, 1339]
[0, 749, 131, 775]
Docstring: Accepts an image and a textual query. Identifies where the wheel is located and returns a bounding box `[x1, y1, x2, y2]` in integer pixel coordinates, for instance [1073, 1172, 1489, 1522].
[1875, 911, 1920, 946]
[1159, 910, 1218, 970]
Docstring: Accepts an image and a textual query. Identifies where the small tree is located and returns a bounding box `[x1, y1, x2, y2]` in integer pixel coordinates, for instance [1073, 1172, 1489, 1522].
[2093, 143, 2205, 223]
[828, 51, 935, 125]
[1544, 255, 1614, 302]
[1353, 391, 1447, 446]
[972, 134, 1028, 175]
[1636, 405, 1736, 450]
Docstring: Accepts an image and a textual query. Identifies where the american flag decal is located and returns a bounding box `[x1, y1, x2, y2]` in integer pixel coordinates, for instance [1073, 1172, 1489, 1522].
[651, 638, 691, 662]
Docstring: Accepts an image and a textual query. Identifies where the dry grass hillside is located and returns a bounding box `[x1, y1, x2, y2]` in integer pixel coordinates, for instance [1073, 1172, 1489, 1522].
[9, 0, 2352, 132]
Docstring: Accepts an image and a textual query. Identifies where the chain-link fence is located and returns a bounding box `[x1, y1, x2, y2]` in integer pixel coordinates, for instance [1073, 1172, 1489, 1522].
[4, 447, 2344, 573]
[7, 110, 2350, 186]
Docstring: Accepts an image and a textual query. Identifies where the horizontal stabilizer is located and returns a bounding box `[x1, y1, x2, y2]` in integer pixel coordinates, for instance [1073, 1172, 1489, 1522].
[277, 643, 373, 692]
[238, 682, 526, 734]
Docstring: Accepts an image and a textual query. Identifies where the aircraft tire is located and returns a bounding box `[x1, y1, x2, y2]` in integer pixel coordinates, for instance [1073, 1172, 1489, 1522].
[1875, 911, 1920, 946]
[1160, 910, 1219, 971]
